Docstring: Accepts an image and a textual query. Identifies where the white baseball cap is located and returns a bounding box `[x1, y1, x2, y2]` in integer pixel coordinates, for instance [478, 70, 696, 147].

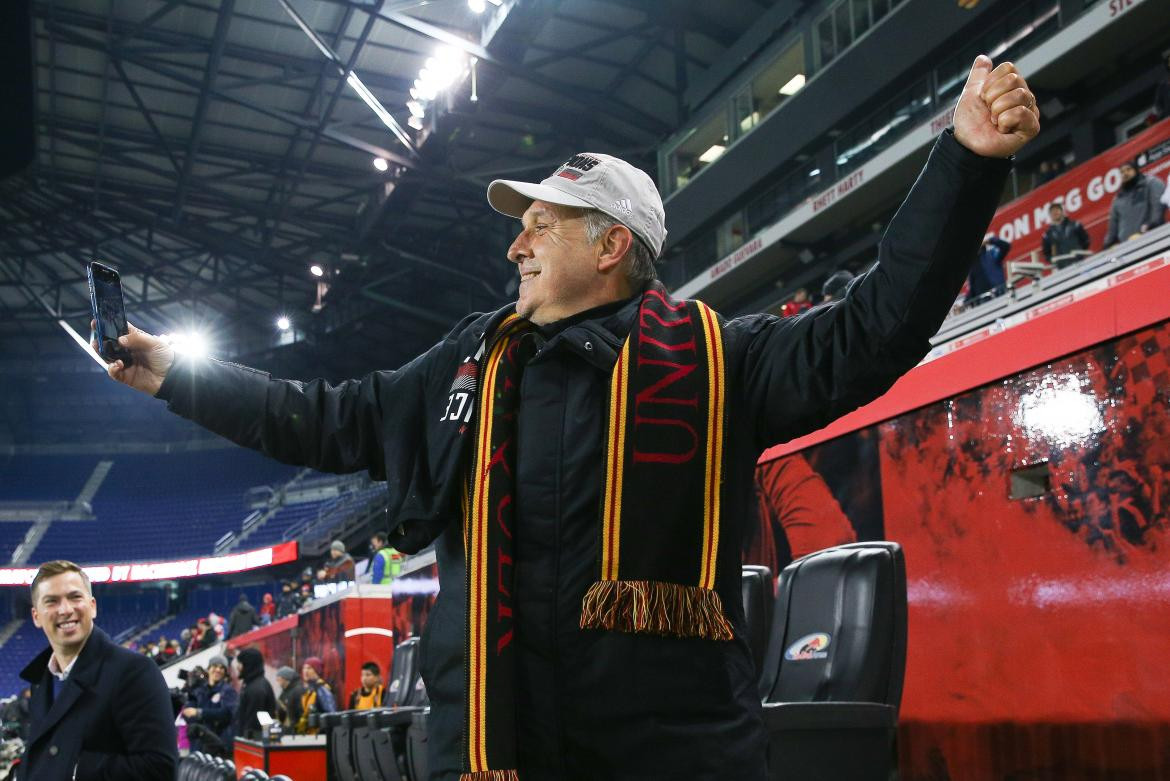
[487, 152, 667, 258]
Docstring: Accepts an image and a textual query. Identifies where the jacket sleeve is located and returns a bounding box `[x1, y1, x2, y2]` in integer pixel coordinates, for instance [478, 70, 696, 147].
[157, 340, 442, 478]
[1148, 177, 1167, 228]
[316, 684, 337, 713]
[370, 553, 385, 583]
[733, 130, 1012, 450]
[1104, 199, 1120, 247]
[1041, 228, 1053, 261]
[77, 655, 177, 781]
[1076, 221, 1090, 250]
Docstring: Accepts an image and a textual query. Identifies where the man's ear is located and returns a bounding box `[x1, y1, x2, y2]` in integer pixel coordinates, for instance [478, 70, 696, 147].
[596, 224, 634, 274]
[31, 605, 41, 629]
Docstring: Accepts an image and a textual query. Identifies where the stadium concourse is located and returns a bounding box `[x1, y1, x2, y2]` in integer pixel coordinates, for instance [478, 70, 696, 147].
[2, 0, 1170, 779]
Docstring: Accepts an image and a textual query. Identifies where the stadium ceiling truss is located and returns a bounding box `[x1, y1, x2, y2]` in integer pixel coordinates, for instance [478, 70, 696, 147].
[0, 0, 770, 376]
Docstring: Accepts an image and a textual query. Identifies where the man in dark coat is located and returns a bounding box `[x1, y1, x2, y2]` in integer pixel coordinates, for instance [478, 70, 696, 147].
[1104, 160, 1167, 247]
[1042, 202, 1091, 266]
[226, 594, 260, 639]
[274, 666, 305, 731]
[233, 648, 276, 741]
[99, 57, 1038, 781]
[19, 560, 176, 781]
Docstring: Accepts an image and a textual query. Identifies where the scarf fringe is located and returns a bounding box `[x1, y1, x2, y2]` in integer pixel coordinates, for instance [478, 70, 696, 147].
[460, 771, 519, 781]
[579, 579, 734, 641]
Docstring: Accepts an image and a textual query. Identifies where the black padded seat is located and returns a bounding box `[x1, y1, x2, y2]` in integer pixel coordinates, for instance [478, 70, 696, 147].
[758, 542, 907, 781]
[741, 564, 774, 677]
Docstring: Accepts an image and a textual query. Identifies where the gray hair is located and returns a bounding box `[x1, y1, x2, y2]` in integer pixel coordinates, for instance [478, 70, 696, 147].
[580, 209, 658, 286]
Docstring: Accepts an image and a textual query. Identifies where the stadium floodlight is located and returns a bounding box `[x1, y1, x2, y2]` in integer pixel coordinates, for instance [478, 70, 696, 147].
[468, 0, 486, 13]
[166, 331, 209, 359]
[276, 316, 291, 331]
[407, 100, 425, 119]
[698, 145, 725, 164]
[779, 73, 806, 96]
[372, 157, 389, 172]
[310, 264, 325, 278]
[808, 168, 821, 177]
[407, 115, 424, 131]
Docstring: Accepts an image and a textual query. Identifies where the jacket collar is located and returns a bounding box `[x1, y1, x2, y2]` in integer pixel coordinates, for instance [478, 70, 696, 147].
[529, 291, 643, 372]
[22, 627, 112, 747]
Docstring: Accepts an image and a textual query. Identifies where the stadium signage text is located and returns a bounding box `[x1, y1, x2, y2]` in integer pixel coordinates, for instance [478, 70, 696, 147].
[986, 117, 1170, 266]
[0, 541, 298, 586]
[707, 237, 763, 280]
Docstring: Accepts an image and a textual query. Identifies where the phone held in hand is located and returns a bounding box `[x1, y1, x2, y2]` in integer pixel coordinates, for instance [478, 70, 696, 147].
[87, 261, 133, 366]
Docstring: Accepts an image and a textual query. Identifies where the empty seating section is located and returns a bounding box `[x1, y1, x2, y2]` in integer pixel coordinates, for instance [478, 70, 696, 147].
[245, 503, 321, 548]
[0, 524, 32, 563]
[0, 454, 98, 501]
[15, 449, 297, 564]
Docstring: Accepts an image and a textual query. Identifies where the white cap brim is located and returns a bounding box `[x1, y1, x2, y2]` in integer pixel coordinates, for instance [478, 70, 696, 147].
[487, 179, 594, 219]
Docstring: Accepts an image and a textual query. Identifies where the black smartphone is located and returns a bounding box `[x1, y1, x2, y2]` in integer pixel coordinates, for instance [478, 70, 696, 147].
[87, 261, 133, 366]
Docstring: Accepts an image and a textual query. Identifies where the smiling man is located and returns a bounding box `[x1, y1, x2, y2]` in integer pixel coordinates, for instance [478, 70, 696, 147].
[102, 57, 1038, 780]
[18, 560, 176, 781]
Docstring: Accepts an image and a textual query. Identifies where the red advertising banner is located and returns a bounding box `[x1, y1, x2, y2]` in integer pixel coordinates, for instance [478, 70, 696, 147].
[0, 540, 298, 586]
[987, 117, 1170, 267]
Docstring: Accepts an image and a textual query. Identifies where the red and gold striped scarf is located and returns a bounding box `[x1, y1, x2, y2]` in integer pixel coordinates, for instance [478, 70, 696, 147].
[461, 286, 732, 781]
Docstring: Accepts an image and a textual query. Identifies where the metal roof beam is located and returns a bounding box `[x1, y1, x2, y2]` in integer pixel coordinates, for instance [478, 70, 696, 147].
[173, 0, 235, 220]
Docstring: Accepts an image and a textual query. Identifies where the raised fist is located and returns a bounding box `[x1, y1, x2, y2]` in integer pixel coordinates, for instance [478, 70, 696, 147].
[953, 55, 1040, 159]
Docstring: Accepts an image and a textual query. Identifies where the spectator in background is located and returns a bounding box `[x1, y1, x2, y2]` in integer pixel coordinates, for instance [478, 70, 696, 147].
[182, 654, 237, 756]
[1104, 160, 1167, 247]
[19, 560, 176, 780]
[348, 662, 386, 710]
[820, 270, 854, 303]
[276, 582, 299, 618]
[1036, 159, 1059, 185]
[196, 618, 218, 650]
[778, 288, 812, 318]
[274, 666, 305, 731]
[369, 532, 404, 586]
[323, 541, 356, 583]
[227, 594, 260, 639]
[967, 234, 1011, 299]
[234, 648, 276, 742]
[1042, 202, 1091, 267]
[298, 582, 313, 608]
[159, 636, 177, 664]
[259, 593, 277, 625]
[1, 688, 31, 741]
[1161, 171, 1170, 213]
[296, 657, 336, 735]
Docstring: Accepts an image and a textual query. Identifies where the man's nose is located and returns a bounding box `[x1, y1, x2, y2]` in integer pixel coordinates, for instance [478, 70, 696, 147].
[507, 232, 531, 264]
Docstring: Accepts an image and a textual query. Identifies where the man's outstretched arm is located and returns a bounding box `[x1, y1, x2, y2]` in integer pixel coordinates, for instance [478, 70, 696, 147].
[737, 56, 1039, 448]
[99, 322, 441, 476]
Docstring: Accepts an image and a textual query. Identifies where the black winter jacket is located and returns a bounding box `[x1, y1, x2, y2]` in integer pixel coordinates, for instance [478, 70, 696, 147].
[234, 649, 276, 741]
[19, 627, 177, 781]
[157, 130, 1010, 780]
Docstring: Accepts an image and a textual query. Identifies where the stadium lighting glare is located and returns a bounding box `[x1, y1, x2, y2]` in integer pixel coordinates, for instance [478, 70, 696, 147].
[468, 0, 487, 13]
[808, 168, 821, 177]
[166, 331, 209, 359]
[310, 264, 325, 277]
[406, 100, 425, 119]
[698, 144, 725, 164]
[372, 156, 389, 172]
[276, 316, 291, 331]
[779, 73, 806, 96]
[407, 115, 424, 130]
